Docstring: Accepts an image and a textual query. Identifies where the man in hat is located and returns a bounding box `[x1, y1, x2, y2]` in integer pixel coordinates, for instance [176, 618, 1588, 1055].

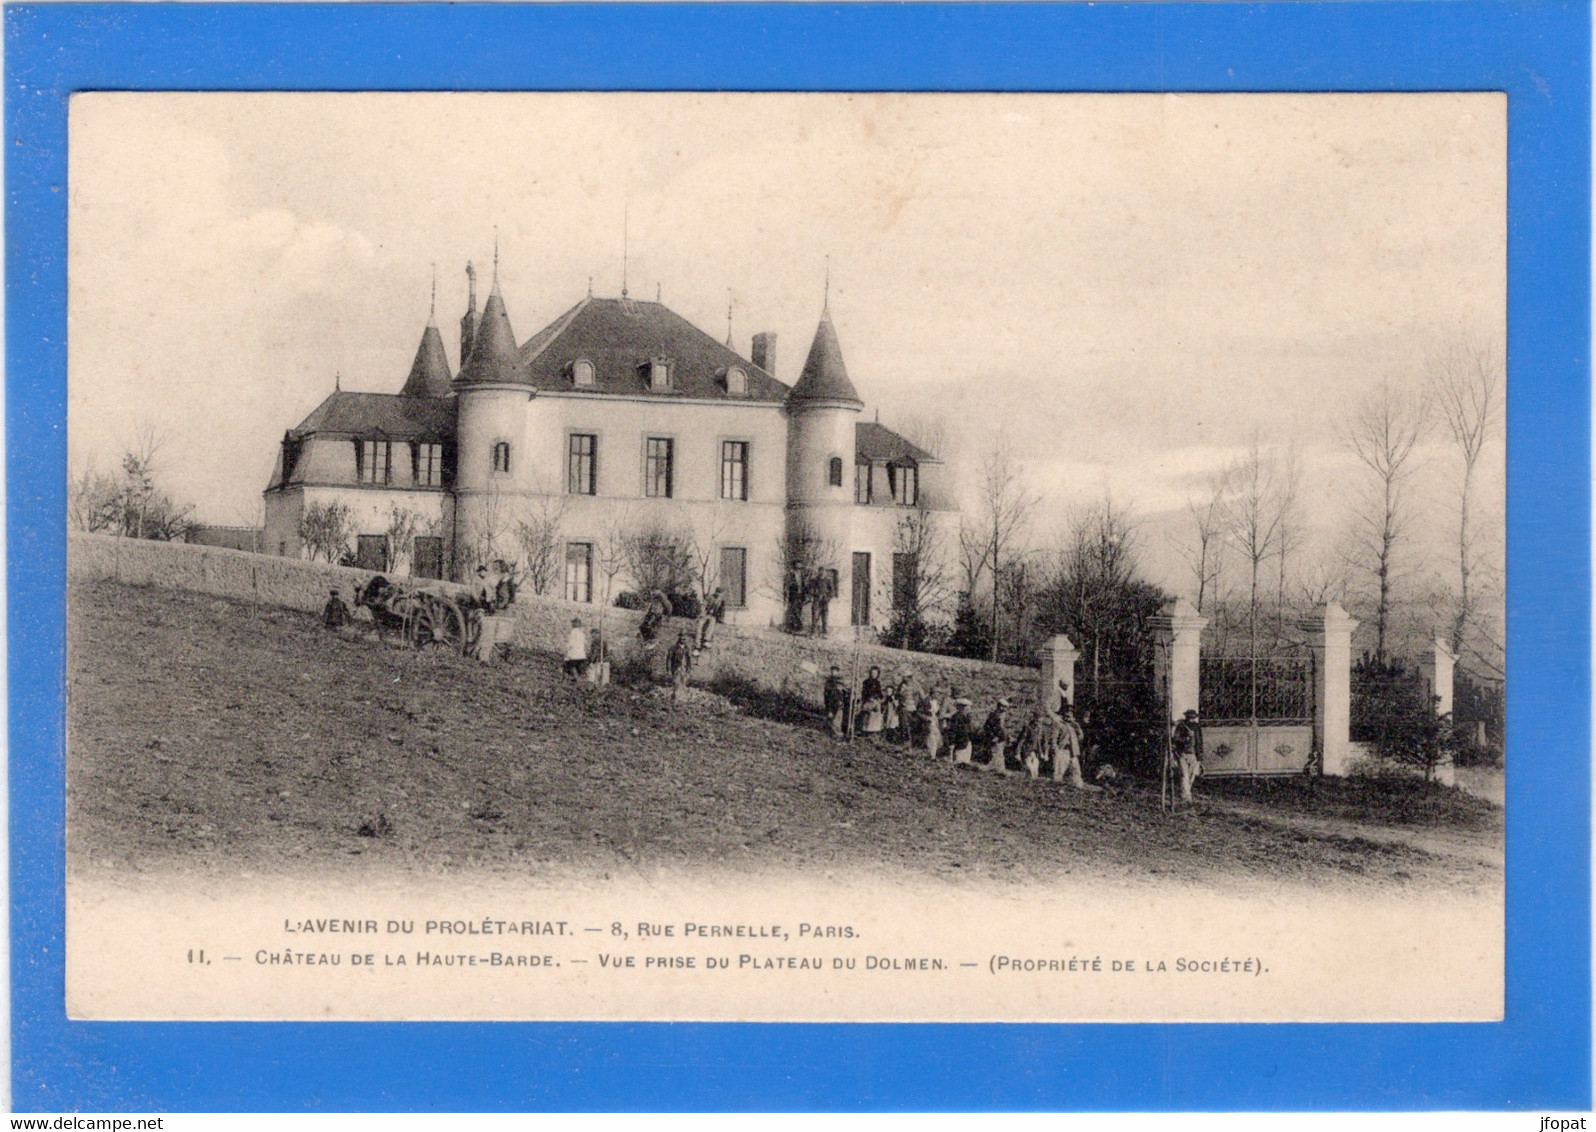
[696, 587, 726, 652]
[823, 665, 851, 739]
[945, 697, 976, 765]
[470, 564, 503, 663]
[981, 698, 1014, 774]
[321, 587, 352, 631]
[1171, 708, 1204, 803]
[1055, 702, 1097, 790]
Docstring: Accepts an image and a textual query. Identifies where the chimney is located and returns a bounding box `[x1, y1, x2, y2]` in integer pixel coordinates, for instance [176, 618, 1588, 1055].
[751, 332, 777, 375]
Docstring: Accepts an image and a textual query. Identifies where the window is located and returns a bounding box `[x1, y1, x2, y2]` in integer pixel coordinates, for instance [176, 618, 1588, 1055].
[720, 441, 749, 501]
[414, 442, 444, 487]
[726, 366, 748, 396]
[573, 358, 595, 387]
[568, 433, 597, 495]
[564, 542, 593, 603]
[413, 536, 444, 580]
[645, 437, 674, 498]
[356, 534, 387, 571]
[358, 440, 393, 486]
[855, 460, 872, 504]
[890, 463, 918, 506]
[492, 441, 511, 475]
[828, 457, 844, 487]
[720, 547, 748, 609]
[648, 358, 671, 391]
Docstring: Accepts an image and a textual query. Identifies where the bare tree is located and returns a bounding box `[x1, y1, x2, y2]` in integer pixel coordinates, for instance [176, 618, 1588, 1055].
[1217, 437, 1294, 659]
[893, 411, 951, 462]
[384, 505, 421, 574]
[682, 505, 732, 603]
[513, 490, 569, 597]
[886, 501, 954, 649]
[969, 435, 1039, 663]
[1344, 382, 1428, 662]
[1177, 469, 1229, 614]
[1053, 495, 1142, 689]
[1429, 336, 1503, 658]
[299, 501, 354, 564]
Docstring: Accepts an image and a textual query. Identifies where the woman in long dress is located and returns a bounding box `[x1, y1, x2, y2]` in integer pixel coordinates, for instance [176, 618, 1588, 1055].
[859, 666, 886, 737]
[922, 687, 943, 758]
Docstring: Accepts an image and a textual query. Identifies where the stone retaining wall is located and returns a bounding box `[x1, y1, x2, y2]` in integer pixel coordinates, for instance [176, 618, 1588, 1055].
[68, 533, 1041, 710]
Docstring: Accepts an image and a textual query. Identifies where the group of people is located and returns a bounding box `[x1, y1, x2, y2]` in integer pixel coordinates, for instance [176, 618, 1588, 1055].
[821, 669, 1101, 789]
[784, 567, 837, 637]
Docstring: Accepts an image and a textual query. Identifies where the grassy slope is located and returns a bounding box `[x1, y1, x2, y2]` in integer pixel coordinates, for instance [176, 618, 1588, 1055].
[66, 580, 1501, 891]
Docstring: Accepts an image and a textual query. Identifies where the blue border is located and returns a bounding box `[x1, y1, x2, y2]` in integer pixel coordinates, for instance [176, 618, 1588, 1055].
[7, 2, 1589, 1112]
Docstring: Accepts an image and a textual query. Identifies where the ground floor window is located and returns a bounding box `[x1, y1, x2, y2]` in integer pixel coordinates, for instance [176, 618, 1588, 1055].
[355, 534, 387, 571]
[719, 546, 748, 609]
[565, 542, 594, 603]
[413, 536, 444, 580]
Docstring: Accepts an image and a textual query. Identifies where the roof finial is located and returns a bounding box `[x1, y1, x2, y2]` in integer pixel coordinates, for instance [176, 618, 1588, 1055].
[726, 288, 734, 346]
[656, 282, 662, 303]
[621, 202, 630, 299]
[587, 275, 594, 298]
[428, 264, 437, 327]
[491, 228, 500, 292]
[823, 255, 831, 313]
[334, 371, 341, 393]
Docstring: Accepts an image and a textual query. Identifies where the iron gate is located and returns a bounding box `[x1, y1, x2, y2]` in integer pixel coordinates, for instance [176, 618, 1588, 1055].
[1198, 654, 1317, 776]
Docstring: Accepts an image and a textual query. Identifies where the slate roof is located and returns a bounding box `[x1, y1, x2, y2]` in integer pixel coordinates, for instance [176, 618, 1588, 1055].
[288, 392, 456, 440]
[399, 325, 453, 398]
[458, 285, 521, 385]
[513, 296, 788, 402]
[790, 311, 863, 405]
[856, 421, 936, 465]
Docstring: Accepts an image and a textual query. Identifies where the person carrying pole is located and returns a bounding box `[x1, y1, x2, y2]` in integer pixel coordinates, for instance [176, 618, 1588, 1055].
[1170, 708, 1204, 806]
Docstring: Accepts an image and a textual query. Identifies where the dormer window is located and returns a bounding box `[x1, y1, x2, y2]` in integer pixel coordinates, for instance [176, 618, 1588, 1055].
[726, 366, 748, 397]
[573, 358, 595, 388]
[890, 463, 918, 506]
[648, 357, 671, 391]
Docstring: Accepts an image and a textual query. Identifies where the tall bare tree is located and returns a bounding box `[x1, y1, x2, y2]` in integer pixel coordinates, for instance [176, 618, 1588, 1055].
[1178, 469, 1229, 615]
[1429, 336, 1503, 658]
[1217, 438, 1294, 658]
[513, 489, 569, 596]
[968, 435, 1039, 662]
[887, 500, 954, 649]
[1344, 381, 1428, 662]
[1055, 495, 1142, 689]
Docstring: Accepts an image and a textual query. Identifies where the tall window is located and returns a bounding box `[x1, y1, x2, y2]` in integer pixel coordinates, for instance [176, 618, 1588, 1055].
[854, 460, 872, 504]
[720, 441, 749, 501]
[645, 437, 674, 498]
[492, 441, 511, 475]
[719, 546, 748, 609]
[414, 442, 443, 487]
[564, 542, 593, 603]
[568, 433, 597, 495]
[358, 440, 392, 485]
[890, 463, 918, 506]
[828, 457, 844, 487]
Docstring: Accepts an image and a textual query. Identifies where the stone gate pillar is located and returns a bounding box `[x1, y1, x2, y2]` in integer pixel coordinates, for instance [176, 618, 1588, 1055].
[1418, 639, 1457, 786]
[1151, 598, 1207, 720]
[1040, 634, 1080, 713]
[1299, 602, 1358, 776]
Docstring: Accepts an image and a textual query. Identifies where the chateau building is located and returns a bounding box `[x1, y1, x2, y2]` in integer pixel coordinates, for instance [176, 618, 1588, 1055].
[263, 261, 949, 630]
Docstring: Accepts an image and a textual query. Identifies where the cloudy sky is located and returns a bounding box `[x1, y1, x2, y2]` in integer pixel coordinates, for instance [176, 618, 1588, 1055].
[68, 92, 1504, 597]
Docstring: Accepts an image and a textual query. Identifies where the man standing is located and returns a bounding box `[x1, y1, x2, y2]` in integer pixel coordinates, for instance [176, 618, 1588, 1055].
[946, 698, 976, 765]
[823, 665, 851, 739]
[1055, 703, 1096, 790]
[696, 587, 726, 652]
[811, 570, 833, 637]
[1171, 708, 1204, 803]
[471, 564, 502, 664]
[564, 617, 588, 679]
[981, 698, 1013, 774]
[667, 631, 694, 705]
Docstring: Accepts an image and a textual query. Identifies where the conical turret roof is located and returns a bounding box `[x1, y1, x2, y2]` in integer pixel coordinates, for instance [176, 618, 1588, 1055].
[458, 284, 520, 385]
[789, 311, 862, 406]
[400, 324, 453, 397]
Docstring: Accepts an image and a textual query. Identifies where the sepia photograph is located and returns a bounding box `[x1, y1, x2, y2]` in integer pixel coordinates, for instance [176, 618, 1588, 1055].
[63, 91, 1505, 1023]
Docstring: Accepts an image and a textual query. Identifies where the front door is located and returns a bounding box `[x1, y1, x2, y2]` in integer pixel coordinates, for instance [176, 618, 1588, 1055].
[851, 552, 871, 626]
